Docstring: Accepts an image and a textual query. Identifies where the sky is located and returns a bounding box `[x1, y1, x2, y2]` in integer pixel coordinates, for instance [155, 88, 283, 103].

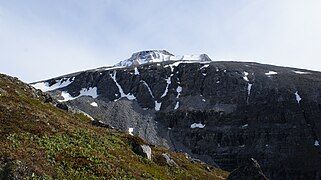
[0, 0, 321, 82]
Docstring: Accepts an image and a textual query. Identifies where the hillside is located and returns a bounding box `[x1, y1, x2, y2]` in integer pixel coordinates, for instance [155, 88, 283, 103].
[0, 73, 228, 179]
[31, 50, 321, 179]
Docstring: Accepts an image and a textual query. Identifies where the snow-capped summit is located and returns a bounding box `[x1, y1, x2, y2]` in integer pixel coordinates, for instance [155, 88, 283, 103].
[115, 50, 174, 67]
[115, 50, 211, 67]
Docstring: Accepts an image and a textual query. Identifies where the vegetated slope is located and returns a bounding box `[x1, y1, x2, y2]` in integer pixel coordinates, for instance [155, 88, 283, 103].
[32, 50, 321, 179]
[0, 73, 228, 179]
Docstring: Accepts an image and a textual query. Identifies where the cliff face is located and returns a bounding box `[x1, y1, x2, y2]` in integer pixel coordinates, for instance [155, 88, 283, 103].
[33, 59, 321, 179]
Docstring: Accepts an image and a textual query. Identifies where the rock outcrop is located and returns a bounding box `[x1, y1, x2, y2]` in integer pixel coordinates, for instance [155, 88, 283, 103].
[161, 153, 178, 167]
[135, 145, 152, 160]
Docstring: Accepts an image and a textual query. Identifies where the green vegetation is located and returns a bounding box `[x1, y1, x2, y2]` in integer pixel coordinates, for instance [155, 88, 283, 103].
[0, 74, 228, 179]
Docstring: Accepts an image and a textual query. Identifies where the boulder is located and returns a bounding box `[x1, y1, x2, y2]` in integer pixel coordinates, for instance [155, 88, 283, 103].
[133, 144, 152, 160]
[56, 103, 68, 111]
[161, 153, 178, 167]
[140, 145, 152, 160]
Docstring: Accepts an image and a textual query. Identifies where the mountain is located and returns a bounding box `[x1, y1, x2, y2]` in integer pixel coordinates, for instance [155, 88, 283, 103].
[0, 73, 228, 179]
[32, 50, 321, 179]
[115, 50, 211, 67]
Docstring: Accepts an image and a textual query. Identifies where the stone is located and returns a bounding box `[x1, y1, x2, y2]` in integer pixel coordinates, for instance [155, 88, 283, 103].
[133, 144, 152, 160]
[161, 153, 178, 167]
[140, 145, 152, 160]
[56, 103, 68, 111]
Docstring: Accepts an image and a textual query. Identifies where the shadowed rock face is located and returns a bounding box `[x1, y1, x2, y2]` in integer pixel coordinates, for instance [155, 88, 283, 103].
[32, 60, 321, 179]
[227, 158, 269, 180]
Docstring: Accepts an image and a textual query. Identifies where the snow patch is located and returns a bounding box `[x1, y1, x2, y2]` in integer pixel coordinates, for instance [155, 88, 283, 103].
[265, 71, 278, 76]
[161, 76, 171, 98]
[60, 91, 75, 102]
[155, 101, 162, 111]
[59, 87, 98, 102]
[243, 72, 249, 82]
[293, 70, 310, 74]
[110, 71, 136, 101]
[247, 84, 253, 96]
[32, 77, 74, 92]
[90, 102, 98, 107]
[103, 66, 124, 71]
[176, 86, 182, 98]
[176, 54, 210, 61]
[164, 60, 210, 72]
[141, 80, 154, 98]
[174, 102, 180, 110]
[128, 128, 134, 136]
[295, 91, 302, 104]
[190, 123, 205, 129]
[79, 87, 98, 98]
[242, 124, 249, 128]
[134, 67, 140, 75]
[141, 80, 162, 111]
[200, 64, 209, 69]
[173, 83, 182, 110]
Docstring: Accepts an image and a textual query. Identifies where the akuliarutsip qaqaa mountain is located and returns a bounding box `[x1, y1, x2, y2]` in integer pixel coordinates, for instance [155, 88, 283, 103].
[32, 50, 321, 179]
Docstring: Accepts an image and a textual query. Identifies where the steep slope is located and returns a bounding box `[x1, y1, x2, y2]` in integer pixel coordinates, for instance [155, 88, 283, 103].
[0, 73, 228, 179]
[32, 50, 321, 179]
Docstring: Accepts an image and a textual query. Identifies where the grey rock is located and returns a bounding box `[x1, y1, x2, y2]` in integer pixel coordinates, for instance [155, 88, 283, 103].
[161, 153, 178, 167]
[141, 145, 152, 160]
[56, 102, 68, 111]
[133, 144, 152, 160]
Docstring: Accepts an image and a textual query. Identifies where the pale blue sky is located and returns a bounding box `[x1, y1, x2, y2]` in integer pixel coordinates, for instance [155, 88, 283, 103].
[0, 0, 321, 82]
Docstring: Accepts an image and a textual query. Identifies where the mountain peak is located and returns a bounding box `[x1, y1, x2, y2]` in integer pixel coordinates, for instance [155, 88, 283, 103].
[115, 50, 211, 67]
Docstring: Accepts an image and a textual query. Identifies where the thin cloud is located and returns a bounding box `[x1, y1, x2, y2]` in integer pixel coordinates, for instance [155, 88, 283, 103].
[0, 0, 321, 82]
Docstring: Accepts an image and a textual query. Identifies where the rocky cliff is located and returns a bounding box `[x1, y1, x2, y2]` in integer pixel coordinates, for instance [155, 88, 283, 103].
[32, 50, 321, 179]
